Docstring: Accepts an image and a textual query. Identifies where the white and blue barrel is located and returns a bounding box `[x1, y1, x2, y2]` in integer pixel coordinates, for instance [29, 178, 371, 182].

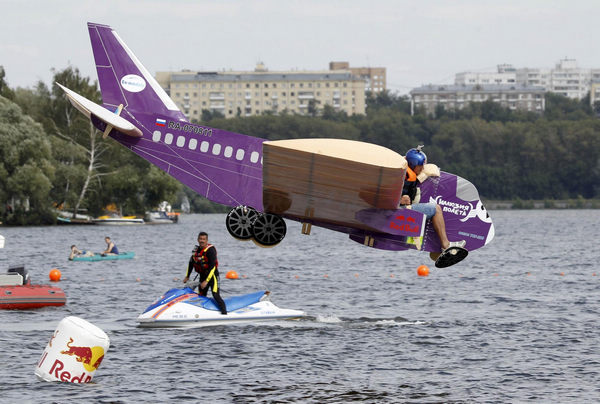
[35, 316, 110, 383]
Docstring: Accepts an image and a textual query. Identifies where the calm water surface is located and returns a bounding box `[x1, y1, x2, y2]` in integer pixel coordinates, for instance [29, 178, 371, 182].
[0, 210, 598, 403]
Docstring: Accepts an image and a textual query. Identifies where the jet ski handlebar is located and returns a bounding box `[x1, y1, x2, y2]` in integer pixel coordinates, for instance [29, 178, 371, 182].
[184, 281, 200, 290]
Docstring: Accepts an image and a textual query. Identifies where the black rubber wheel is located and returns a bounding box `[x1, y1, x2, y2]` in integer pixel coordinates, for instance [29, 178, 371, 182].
[225, 206, 259, 240]
[251, 213, 287, 247]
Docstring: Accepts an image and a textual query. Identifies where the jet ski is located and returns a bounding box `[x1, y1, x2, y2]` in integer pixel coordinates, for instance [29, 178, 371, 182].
[137, 284, 306, 328]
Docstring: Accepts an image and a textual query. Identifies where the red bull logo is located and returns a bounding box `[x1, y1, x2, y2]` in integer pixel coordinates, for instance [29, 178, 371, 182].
[37, 337, 105, 383]
[389, 215, 420, 235]
[60, 337, 105, 372]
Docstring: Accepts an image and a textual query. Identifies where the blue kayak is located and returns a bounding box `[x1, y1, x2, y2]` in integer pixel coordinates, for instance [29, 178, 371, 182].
[70, 252, 135, 262]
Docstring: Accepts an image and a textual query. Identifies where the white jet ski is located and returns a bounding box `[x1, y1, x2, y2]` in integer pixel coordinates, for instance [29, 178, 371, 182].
[137, 284, 306, 328]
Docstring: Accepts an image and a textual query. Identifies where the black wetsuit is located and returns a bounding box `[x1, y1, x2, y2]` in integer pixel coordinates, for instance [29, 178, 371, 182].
[186, 245, 227, 315]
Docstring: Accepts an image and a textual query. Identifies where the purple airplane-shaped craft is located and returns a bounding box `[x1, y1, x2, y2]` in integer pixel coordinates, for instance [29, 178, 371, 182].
[59, 22, 494, 266]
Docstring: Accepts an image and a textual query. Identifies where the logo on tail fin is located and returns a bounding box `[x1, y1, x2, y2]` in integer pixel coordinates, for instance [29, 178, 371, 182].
[120, 74, 146, 93]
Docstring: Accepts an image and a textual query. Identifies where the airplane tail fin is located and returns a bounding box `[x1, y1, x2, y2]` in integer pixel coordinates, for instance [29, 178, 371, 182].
[87, 22, 186, 121]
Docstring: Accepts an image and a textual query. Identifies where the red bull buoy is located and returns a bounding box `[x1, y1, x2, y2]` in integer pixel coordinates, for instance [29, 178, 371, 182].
[417, 265, 429, 277]
[225, 270, 239, 280]
[35, 316, 110, 383]
[49, 268, 61, 282]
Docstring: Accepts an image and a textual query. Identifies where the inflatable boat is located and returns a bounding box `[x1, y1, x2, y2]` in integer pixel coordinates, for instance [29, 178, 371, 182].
[70, 252, 135, 262]
[0, 265, 66, 310]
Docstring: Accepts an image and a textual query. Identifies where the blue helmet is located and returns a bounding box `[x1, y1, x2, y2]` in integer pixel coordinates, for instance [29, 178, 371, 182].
[405, 145, 427, 169]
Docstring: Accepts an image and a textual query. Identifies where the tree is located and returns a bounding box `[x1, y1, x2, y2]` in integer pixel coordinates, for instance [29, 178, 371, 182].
[0, 97, 55, 224]
[0, 66, 15, 100]
[49, 67, 111, 217]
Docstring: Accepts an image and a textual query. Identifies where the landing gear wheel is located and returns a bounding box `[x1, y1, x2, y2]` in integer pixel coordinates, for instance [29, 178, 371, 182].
[251, 213, 287, 247]
[226, 206, 259, 240]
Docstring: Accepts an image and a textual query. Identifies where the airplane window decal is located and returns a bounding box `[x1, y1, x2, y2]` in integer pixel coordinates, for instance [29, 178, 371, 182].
[236, 149, 245, 161]
[212, 144, 221, 155]
[165, 133, 173, 144]
[189, 138, 197, 150]
[250, 151, 259, 163]
[152, 131, 161, 142]
[176, 136, 185, 147]
[200, 141, 209, 152]
[224, 146, 233, 158]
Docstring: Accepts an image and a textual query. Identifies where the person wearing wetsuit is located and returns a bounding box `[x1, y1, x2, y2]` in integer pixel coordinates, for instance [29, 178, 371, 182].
[183, 232, 227, 315]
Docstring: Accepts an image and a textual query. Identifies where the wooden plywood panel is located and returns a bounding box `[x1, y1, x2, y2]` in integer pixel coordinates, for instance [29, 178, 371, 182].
[263, 139, 407, 229]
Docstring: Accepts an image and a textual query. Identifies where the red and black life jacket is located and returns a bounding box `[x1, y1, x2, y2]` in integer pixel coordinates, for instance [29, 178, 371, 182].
[191, 244, 218, 275]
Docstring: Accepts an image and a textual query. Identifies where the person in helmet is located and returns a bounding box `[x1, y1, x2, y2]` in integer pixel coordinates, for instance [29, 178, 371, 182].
[401, 146, 466, 253]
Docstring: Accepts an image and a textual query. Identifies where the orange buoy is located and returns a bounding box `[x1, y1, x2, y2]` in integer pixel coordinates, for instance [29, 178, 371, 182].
[49, 268, 61, 282]
[417, 265, 429, 277]
[226, 270, 239, 280]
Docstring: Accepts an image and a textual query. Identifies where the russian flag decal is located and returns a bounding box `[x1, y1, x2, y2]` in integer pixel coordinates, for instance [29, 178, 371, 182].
[155, 118, 166, 127]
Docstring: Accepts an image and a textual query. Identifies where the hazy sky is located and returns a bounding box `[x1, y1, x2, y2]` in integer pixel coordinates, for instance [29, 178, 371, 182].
[1, 0, 598, 94]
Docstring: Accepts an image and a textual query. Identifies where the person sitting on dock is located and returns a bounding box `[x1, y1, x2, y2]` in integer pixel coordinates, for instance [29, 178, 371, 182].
[69, 245, 94, 260]
[101, 236, 119, 256]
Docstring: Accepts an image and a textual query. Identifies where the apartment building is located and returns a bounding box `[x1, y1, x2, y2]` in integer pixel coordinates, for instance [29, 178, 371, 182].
[455, 64, 517, 85]
[410, 84, 545, 116]
[516, 59, 600, 100]
[457, 59, 600, 100]
[590, 82, 600, 108]
[156, 63, 366, 120]
[329, 62, 386, 94]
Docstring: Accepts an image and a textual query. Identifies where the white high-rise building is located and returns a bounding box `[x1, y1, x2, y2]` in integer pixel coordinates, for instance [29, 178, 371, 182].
[455, 64, 517, 86]
[457, 59, 598, 100]
[516, 59, 591, 100]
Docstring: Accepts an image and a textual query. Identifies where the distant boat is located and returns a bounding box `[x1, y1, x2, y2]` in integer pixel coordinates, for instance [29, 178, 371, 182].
[55, 210, 94, 225]
[93, 214, 144, 225]
[70, 252, 136, 262]
[145, 210, 179, 224]
[145, 201, 179, 224]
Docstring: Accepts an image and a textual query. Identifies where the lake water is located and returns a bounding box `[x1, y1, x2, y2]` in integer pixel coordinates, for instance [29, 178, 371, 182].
[0, 210, 598, 403]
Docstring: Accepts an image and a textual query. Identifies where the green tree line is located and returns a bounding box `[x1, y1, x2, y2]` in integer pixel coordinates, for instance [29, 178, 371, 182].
[1, 66, 599, 224]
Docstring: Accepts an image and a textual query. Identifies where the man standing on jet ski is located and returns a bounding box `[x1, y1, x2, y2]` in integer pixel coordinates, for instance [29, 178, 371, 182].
[183, 232, 227, 315]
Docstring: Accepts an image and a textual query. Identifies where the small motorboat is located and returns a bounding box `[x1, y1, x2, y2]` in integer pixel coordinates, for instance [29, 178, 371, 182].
[93, 214, 144, 225]
[0, 265, 66, 310]
[145, 210, 179, 224]
[55, 209, 94, 224]
[137, 284, 305, 328]
[145, 201, 179, 224]
[70, 252, 135, 262]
